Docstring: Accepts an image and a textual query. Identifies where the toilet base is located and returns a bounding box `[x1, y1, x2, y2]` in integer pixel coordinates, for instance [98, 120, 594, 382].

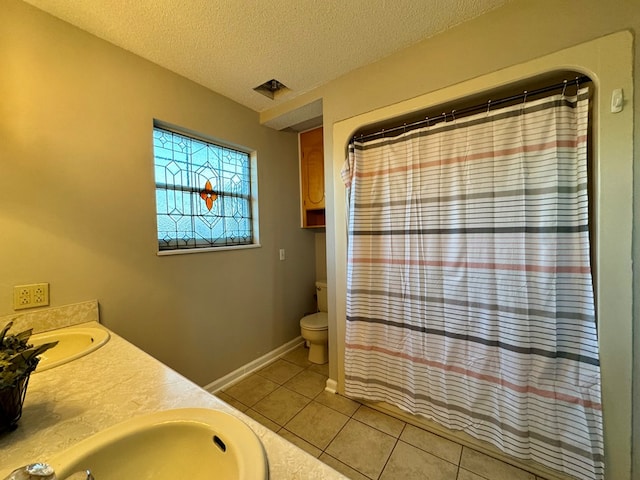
[307, 342, 327, 364]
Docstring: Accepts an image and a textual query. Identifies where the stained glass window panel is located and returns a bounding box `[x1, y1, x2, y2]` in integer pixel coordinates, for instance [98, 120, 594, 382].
[153, 126, 254, 251]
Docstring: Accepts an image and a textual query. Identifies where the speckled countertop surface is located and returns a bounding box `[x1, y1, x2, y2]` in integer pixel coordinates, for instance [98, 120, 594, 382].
[0, 302, 347, 479]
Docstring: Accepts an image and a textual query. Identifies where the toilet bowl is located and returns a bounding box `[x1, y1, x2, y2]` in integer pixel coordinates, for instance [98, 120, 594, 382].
[300, 281, 328, 364]
[300, 312, 328, 364]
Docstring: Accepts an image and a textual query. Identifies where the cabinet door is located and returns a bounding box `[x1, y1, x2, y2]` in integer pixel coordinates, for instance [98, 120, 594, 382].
[300, 127, 325, 227]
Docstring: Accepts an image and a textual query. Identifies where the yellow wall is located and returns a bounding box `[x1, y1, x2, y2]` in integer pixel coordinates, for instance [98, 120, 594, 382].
[0, 0, 318, 385]
[262, 1, 640, 478]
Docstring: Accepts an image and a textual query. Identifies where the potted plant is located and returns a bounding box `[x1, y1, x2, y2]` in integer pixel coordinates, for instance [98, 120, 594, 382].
[0, 321, 57, 432]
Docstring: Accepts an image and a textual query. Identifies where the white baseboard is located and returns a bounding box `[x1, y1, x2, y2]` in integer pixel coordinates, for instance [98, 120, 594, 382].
[204, 336, 304, 394]
[325, 378, 338, 394]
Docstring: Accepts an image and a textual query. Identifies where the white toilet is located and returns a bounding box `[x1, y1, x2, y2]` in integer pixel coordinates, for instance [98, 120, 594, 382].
[300, 281, 328, 364]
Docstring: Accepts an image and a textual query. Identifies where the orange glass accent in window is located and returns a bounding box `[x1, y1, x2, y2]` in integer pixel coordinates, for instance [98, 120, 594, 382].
[200, 180, 218, 211]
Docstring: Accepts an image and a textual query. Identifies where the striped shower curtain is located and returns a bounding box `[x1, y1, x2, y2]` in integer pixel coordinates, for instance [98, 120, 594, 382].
[342, 87, 603, 480]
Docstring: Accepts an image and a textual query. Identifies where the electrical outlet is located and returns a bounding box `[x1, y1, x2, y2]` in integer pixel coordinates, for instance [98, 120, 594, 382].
[13, 283, 49, 310]
[15, 287, 31, 307]
[32, 283, 49, 306]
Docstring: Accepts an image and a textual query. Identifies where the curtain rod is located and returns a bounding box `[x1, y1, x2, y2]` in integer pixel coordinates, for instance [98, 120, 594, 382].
[354, 75, 591, 143]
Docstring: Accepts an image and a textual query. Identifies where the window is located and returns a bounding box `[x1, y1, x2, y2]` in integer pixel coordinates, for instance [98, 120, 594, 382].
[152, 124, 258, 253]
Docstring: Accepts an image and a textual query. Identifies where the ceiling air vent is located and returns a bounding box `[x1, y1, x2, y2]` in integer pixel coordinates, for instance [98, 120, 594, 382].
[253, 79, 289, 100]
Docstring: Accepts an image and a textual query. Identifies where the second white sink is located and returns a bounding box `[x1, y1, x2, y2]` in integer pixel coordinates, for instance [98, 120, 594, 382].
[30, 323, 109, 372]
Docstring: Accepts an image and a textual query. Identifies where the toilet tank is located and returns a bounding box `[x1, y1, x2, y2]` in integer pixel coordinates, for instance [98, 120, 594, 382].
[316, 281, 328, 312]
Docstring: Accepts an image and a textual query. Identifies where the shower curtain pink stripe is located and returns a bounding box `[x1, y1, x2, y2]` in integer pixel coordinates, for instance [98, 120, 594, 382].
[342, 88, 603, 480]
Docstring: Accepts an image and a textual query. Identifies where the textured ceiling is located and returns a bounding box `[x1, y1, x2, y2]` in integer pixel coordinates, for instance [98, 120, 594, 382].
[23, 0, 509, 114]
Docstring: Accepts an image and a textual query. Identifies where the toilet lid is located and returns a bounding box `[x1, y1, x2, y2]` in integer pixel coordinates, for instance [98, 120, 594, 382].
[300, 312, 328, 331]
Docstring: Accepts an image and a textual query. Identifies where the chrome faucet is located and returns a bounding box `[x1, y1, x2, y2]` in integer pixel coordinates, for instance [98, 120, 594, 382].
[3, 463, 55, 480]
[3, 464, 94, 480]
[62, 471, 94, 480]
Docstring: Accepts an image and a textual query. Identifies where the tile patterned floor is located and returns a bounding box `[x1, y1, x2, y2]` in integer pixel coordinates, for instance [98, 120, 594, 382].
[217, 345, 550, 480]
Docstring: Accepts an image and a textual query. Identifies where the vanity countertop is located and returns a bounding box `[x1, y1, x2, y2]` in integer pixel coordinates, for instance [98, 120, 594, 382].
[0, 319, 347, 479]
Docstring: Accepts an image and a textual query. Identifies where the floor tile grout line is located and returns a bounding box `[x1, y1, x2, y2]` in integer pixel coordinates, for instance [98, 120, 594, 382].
[257, 388, 311, 428]
[255, 367, 304, 386]
[322, 451, 377, 480]
[350, 405, 408, 440]
[320, 415, 401, 479]
[453, 443, 463, 480]
[321, 406, 353, 453]
[376, 432, 402, 480]
[347, 415, 401, 441]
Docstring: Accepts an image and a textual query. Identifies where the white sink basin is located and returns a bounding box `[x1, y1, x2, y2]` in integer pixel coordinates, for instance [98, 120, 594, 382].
[30, 323, 110, 372]
[47, 408, 268, 479]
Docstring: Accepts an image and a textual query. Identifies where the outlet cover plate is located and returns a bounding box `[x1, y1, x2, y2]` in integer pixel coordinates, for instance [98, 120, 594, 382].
[13, 283, 49, 310]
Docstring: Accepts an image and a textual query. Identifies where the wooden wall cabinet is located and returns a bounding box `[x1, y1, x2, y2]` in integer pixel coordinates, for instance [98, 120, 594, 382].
[300, 126, 325, 228]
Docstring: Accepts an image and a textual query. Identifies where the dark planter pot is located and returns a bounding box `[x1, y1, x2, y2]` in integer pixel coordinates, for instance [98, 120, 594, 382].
[0, 373, 32, 432]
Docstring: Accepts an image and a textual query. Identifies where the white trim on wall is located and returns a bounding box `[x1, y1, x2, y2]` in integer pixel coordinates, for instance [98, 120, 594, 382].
[204, 336, 304, 393]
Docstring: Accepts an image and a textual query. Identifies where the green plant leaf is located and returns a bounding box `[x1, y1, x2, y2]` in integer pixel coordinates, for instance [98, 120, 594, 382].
[14, 328, 33, 343]
[0, 322, 59, 389]
[0, 321, 14, 344]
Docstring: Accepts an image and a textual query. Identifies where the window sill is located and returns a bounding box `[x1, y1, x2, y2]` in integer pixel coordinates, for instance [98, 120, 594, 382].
[157, 243, 261, 256]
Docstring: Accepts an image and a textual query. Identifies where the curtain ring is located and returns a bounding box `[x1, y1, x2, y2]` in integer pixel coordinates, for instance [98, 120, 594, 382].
[486, 100, 492, 116]
[451, 109, 456, 122]
[561, 80, 568, 98]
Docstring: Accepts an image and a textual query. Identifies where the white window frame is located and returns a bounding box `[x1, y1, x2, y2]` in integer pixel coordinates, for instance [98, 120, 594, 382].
[152, 121, 260, 255]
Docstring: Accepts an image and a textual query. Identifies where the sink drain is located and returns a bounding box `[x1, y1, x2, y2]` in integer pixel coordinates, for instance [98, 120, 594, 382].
[213, 435, 226, 452]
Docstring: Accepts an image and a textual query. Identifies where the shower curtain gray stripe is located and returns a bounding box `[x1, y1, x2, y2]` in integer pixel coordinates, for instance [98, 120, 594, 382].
[347, 291, 596, 320]
[346, 316, 599, 364]
[343, 87, 603, 480]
